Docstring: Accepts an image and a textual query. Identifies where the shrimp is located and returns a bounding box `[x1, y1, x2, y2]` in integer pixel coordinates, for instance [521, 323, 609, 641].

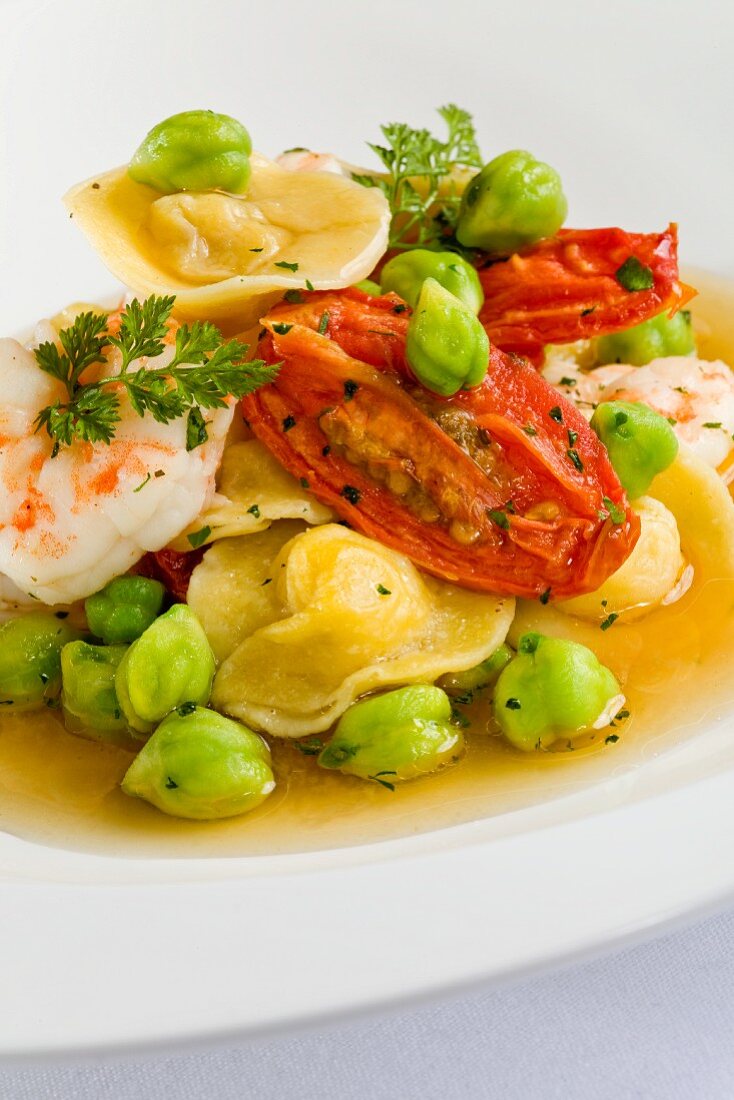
[544, 354, 734, 479]
[0, 333, 234, 606]
[599, 357, 734, 476]
[275, 149, 346, 175]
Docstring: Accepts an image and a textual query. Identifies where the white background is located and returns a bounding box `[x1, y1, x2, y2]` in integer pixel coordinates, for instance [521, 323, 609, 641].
[1, 0, 734, 1095]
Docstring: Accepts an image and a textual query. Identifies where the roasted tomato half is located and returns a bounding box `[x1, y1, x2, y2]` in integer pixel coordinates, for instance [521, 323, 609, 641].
[242, 289, 639, 600]
[478, 224, 694, 362]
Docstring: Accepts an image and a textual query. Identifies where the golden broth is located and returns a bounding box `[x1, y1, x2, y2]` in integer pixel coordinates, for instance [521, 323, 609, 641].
[1, 272, 733, 858]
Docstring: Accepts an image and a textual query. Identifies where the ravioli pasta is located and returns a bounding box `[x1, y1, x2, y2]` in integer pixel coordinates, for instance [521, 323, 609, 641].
[559, 496, 684, 621]
[192, 523, 515, 737]
[63, 154, 389, 325]
[173, 440, 333, 549]
[510, 445, 734, 679]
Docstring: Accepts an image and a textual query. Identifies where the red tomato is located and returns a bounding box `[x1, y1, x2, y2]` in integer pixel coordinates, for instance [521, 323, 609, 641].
[135, 548, 203, 602]
[243, 290, 639, 600]
[478, 224, 695, 362]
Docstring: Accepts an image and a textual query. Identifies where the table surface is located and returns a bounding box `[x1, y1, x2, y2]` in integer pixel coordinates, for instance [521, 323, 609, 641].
[3, 903, 734, 1099]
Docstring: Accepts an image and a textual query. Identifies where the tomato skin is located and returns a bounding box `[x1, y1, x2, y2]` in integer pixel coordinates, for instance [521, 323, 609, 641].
[135, 548, 203, 602]
[243, 292, 639, 600]
[477, 224, 694, 363]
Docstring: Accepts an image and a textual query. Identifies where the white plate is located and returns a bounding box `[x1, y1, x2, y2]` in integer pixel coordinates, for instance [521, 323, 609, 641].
[1, 0, 733, 1060]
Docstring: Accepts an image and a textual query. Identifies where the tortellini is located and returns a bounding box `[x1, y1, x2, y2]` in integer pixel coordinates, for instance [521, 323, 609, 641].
[191, 523, 514, 737]
[63, 153, 390, 325]
[172, 439, 333, 549]
[510, 445, 734, 679]
[559, 497, 684, 621]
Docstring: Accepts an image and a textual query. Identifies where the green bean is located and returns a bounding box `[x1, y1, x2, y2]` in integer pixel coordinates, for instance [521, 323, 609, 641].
[122, 706, 275, 819]
[115, 604, 215, 734]
[457, 149, 567, 254]
[493, 632, 621, 750]
[85, 576, 165, 645]
[590, 401, 679, 500]
[406, 278, 489, 396]
[0, 613, 83, 710]
[380, 249, 484, 313]
[128, 109, 252, 194]
[318, 684, 462, 783]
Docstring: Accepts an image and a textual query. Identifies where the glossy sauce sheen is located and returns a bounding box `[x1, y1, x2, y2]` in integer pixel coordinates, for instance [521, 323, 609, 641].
[0, 275, 732, 858]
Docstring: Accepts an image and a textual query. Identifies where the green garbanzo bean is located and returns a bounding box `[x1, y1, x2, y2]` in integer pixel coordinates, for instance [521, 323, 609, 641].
[128, 109, 252, 194]
[457, 149, 567, 254]
[493, 632, 621, 750]
[122, 706, 275, 820]
[406, 278, 489, 396]
[318, 684, 462, 783]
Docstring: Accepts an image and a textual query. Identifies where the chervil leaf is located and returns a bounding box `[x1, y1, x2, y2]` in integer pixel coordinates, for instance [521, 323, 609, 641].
[357, 104, 482, 252]
[34, 309, 108, 397]
[33, 296, 278, 453]
[107, 294, 175, 371]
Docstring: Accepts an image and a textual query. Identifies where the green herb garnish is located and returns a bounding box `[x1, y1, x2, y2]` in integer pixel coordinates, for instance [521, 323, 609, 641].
[615, 256, 654, 291]
[353, 104, 482, 252]
[600, 496, 625, 524]
[487, 508, 511, 530]
[187, 526, 211, 549]
[33, 297, 277, 454]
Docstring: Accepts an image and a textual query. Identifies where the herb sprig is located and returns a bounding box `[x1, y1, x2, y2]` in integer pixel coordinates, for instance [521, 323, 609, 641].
[33, 296, 278, 453]
[353, 104, 482, 252]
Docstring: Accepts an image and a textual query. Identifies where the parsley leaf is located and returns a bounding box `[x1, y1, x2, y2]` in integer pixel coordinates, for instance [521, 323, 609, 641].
[33, 296, 278, 453]
[355, 104, 482, 252]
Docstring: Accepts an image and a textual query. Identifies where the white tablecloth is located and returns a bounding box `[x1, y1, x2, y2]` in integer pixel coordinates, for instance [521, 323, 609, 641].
[3, 905, 734, 1099]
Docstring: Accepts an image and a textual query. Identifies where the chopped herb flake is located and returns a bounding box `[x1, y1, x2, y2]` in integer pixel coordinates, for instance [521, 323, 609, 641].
[274, 260, 299, 272]
[283, 415, 296, 432]
[369, 771, 397, 791]
[601, 496, 625, 524]
[539, 587, 551, 605]
[567, 447, 584, 472]
[305, 279, 315, 291]
[600, 612, 619, 631]
[186, 407, 208, 451]
[133, 472, 151, 493]
[703, 422, 723, 429]
[549, 405, 564, 423]
[272, 322, 293, 335]
[376, 584, 391, 595]
[340, 484, 361, 505]
[560, 377, 577, 388]
[522, 422, 538, 436]
[247, 504, 261, 518]
[505, 697, 522, 710]
[299, 477, 310, 489]
[283, 289, 304, 304]
[393, 303, 407, 314]
[580, 306, 596, 317]
[187, 525, 211, 548]
[487, 508, 511, 530]
[344, 379, 359, 401]
[567, 428, 578, 446]
[605, 733, 620, 744]
[318, 311, 330, 335]
[295, 737, 323, 756]
[615, 256, 654, 291]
